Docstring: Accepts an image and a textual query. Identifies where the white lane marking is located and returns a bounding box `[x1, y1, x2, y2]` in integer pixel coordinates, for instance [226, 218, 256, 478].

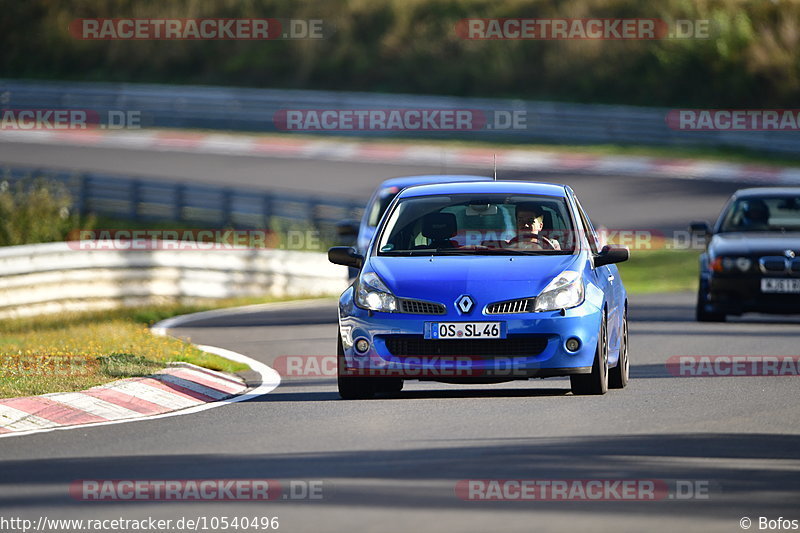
[0, 405, 61, 432]
[46, 392, 145, 421]
[0, 345, 281, 439]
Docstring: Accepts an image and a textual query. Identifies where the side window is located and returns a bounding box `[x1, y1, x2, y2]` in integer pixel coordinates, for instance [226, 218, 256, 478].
[574, 197, 600, 254]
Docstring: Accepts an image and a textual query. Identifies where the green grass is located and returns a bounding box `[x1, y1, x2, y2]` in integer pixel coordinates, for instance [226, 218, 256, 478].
[618, 249, 701, 294]
[0, 320, 239, 398]
[0, 295, 323, 399]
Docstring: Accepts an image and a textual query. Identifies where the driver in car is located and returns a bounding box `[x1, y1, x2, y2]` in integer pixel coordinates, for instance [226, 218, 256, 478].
[509, 204, 561, 250]
[739, 199, 771, 230]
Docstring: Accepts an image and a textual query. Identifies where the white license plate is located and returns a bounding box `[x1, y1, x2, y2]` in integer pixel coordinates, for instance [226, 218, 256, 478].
[426, 322, 504, 339]
[761, 278, 800, 294]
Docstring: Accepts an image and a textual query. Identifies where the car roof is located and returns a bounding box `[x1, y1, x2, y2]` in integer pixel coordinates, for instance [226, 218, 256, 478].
[733, 187, 800, 198]
[397, 180, 569, 198]
[378, 175, 493, 189]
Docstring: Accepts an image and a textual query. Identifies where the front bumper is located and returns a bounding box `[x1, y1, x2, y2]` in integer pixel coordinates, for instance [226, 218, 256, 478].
[704, 273, 800, 315]
[338, 288, 602, 380]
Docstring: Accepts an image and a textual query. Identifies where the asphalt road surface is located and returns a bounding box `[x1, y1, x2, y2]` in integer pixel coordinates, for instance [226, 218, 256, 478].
[0, 140, 745, 233]
[0, 293, 798, 533]
[0, 141, 797, 532]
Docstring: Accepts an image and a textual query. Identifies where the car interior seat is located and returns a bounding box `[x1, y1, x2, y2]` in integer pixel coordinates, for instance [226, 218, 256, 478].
[419, 212, 458, 249]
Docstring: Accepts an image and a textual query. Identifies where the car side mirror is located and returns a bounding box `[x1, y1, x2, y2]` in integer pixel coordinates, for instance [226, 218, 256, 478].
[328, 246, 364, 269]
[335, 220, 360, 238]
[594, 245, 630, 267]
[690, 221, 712, 236]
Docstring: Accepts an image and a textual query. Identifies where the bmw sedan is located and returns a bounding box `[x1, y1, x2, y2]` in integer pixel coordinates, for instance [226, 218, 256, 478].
[692, 187, 800, 322]
[328, 180, 630, 399]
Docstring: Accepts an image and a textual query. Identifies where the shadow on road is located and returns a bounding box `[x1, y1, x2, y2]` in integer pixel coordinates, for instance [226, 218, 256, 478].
[0, 433, 797, 517]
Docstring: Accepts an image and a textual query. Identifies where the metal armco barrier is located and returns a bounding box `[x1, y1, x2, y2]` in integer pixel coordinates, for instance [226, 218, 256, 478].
[1, 79, 798, 154]
[1, 166, 364, 239]
[0, 242, 348, 318]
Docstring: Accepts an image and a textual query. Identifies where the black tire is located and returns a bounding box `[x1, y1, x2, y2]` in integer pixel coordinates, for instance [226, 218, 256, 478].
[609, 308, 629, 389]
[376, 378, 404, 394]
[570, 311, 609, 395]
[696, 282, 726, 322]
[337, 334, 376, 400]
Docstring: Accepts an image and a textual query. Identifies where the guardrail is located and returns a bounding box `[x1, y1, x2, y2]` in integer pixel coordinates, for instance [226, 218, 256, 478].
[2, 166, 364, 241]
[0, 242, 348, 318]
[2, 79, 799, 155]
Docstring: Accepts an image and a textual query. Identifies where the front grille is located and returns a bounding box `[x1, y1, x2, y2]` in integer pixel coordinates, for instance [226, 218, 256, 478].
[486, 298, 534, 314]
[791, 259, 800, 274]
[383, 335, 549, 358]
[399, 299, 447, 315]
[760, 257, 789, 273]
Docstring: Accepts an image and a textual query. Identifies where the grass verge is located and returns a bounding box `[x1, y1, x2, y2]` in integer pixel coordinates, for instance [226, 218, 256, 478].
[618, 249, 700, 294]
[0, 295, 324, 399]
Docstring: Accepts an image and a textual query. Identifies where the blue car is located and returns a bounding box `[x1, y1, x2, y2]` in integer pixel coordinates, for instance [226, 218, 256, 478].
[328, 180, 630, 398]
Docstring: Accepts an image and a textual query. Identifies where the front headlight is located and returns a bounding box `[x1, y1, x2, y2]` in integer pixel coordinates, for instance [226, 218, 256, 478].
[534, 270, 584, 312]
[735, 257, 752, 272]
[711, 256, 752, 272]
[355, 271, 397, 312]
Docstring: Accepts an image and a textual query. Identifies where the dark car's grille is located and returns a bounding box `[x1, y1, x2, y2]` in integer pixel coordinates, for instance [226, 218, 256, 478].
[486, 298, 534, 314]
[760, 257, 789, 273]
[791, 259, 800, 274]
[383, 335, 549, 358]
[399, 299, 447, 315]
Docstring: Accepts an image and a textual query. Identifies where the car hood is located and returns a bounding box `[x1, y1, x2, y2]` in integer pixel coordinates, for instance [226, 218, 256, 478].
[709, 232, 800, 256]
[368, 254, 583, 304]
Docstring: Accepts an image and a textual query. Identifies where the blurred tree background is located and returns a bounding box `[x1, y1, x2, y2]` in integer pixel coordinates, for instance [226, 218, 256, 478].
[1, 0, 798, 107]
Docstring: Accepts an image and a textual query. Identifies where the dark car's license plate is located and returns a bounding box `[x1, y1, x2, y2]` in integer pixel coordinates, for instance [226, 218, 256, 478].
[761, 278, 800, 294]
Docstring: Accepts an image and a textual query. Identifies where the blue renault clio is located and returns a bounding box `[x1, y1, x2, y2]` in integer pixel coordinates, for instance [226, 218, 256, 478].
[328, 180, 630, 399]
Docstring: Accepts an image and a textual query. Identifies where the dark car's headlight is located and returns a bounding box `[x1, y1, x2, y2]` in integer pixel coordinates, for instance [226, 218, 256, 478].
[710, 256, 752, 273]
[355, 271, 398, 312]
[534, 270, 584, 312]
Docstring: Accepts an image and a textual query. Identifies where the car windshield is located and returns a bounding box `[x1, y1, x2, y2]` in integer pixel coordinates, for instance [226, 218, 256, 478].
[377, 193, 577, 255]
[718, 196, 800, 233]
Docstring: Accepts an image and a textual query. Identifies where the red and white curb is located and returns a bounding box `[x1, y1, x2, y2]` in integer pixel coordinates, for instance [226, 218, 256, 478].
[2, 128, 799, 185]
[0, 344, 281, 439]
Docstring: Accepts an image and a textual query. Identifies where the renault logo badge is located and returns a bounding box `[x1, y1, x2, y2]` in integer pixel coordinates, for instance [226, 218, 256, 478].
[785, 250, 796, 259]
[456, 295, 474, 314]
